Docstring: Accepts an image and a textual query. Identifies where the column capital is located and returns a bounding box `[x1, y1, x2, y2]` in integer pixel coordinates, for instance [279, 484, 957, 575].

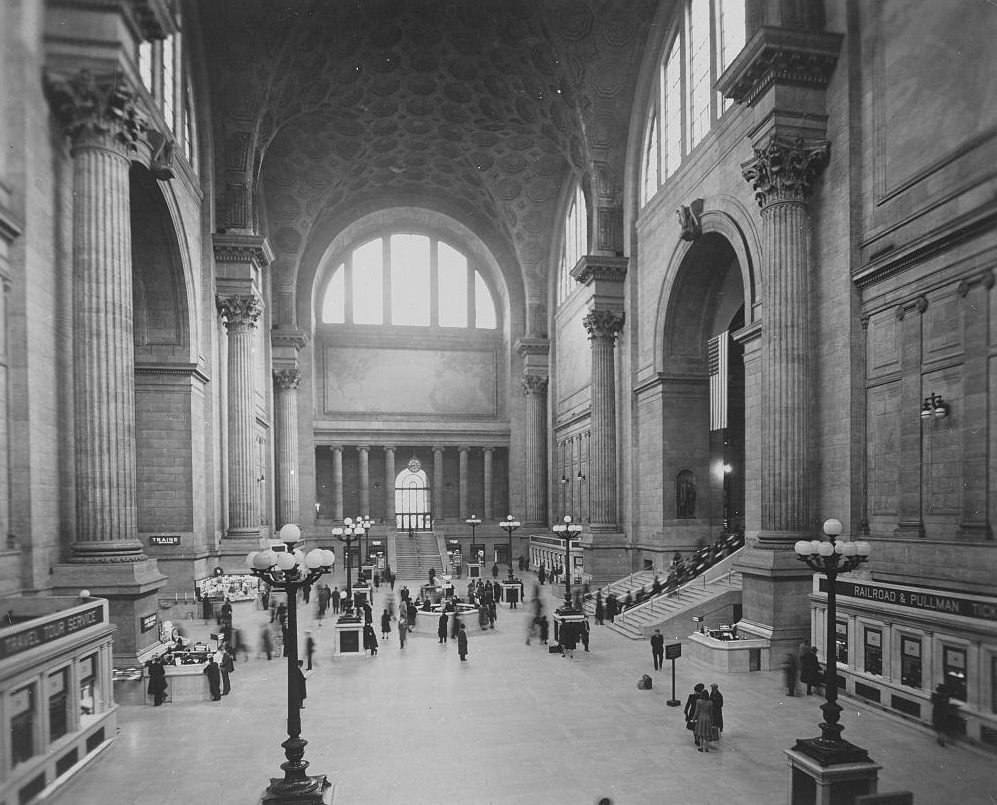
[583, 310, 625, 341]
[44, 69, 149, 154]
[329, 444, 343, 453]
[457, 445, 471, 454]
[521, 375, 549, 396]
[356, 444, 369, 454]
[432, 445, 445, 454]
[273, 368, 301, 391]
[216, 293, 264, 330]
[482, 446, 495, 455]
[742, 136, 830, 208]
[383, 445, 396, 454]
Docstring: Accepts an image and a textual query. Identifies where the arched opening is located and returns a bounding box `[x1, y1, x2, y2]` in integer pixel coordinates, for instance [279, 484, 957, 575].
[395, 457, 431, 531]
[661, 232, 746, 544]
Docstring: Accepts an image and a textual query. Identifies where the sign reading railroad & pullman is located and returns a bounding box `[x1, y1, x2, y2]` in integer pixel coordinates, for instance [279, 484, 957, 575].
[1, 604, 105, 660]
[819, 579, 997, 622]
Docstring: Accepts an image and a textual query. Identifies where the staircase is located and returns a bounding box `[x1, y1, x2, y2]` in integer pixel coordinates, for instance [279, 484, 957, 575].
[393, 531, 443, 581]
[586, 551, 744, 640]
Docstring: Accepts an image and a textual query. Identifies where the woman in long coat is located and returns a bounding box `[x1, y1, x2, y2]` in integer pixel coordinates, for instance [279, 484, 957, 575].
[380, 608, 392, 640]
[684, 682, 705, 744]
[694, 690, 714, 752]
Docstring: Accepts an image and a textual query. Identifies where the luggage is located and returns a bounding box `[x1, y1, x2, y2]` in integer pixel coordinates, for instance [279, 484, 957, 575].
[548, 644, 563, 654]
[637, 674, 653, 690]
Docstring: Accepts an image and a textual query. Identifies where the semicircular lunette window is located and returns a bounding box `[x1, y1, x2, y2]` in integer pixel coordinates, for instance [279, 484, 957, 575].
[320, 233, 499, 330]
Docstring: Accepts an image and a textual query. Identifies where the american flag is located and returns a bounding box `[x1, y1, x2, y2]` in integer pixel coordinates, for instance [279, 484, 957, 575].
[708, 332, 728, 431]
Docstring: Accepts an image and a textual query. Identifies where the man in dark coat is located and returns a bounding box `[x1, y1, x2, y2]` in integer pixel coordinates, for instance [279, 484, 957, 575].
[650, 628, 664, 670]
[147, 657, 168, 706]
[219, 645, 235, 695]
[709, 683, 724, 738]
[203, 656, 222, 701]
[438, 612, 449, 644]
[538, 565, 546, 585]
[800, 646, 822, 695]
[457, 623, 468, 661]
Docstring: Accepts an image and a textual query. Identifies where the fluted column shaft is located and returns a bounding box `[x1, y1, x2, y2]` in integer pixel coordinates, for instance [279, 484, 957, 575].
[357, 445, 370, 514]
[218, 295, 264, 534]
[584, 312, 624, 531]
[273, 369, 300, 528]
[458, 447, 470, 519]
[432, 447, 445, 524]
[522, 376, 548, 526]
[483, 448, 494, 520]
[384, 447, 396, 525]
[331, 446, 344, 520]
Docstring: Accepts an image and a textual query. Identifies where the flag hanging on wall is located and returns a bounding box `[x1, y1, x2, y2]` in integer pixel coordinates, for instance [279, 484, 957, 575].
[708, 331, 728, 431]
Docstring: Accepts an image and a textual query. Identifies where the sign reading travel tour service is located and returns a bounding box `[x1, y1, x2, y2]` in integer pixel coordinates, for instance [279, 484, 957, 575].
[1, 604, 105, 661]
[819, 578, 997, 622]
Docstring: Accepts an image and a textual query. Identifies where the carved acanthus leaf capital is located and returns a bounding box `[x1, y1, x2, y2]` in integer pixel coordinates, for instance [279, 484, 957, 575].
[273, 368, 301, 391]
[522, 374, 549, 396]
[216, 294, 264, 329]
[742, 137, 830, 208]
[583, 310, 626, 341]
[44, 69, 149, 154]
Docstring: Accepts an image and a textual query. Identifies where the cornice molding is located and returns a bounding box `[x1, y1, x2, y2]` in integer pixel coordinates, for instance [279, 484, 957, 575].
[514, 337, 550, 358]
[742, 136, 830, 207]
[271, 329, 309, 351]
[717, 26, 843, 108]
[212, 232, 275, 268]
[43, 69, 148, 154]
[570, 254, 629, 287]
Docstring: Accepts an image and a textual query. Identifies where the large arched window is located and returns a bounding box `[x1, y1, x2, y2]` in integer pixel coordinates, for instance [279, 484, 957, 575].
[556, 183, 587, 306]
[138, 21, 198, 172]
[320, 233, 497, 329]
[639, 0, 745, 208]
[396, 458, 431, 531]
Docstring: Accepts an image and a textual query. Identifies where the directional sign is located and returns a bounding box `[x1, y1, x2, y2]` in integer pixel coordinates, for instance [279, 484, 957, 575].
[665, 642, 682, 660]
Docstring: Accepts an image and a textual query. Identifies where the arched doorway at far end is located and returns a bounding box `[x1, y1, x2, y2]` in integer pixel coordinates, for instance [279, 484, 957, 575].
[396, 457, 431, 531]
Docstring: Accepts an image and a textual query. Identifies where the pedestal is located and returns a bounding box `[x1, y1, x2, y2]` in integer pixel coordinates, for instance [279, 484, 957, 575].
[552, 607, 585, 642]
[352, 585, 371, 609]
[499, 579, 523, 606]
[260, 776, 334, 805]
[467, 563, 482, 579]
[785, 747, 880, 805]
[334, 616, 364, 655]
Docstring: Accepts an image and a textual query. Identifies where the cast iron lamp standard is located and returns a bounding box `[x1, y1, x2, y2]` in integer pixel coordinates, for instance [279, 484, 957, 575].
[463, 514, 481, 575]
[499, 515, 520, 580]
[350, 514, 373, 569]
[551, 515, 583, 610]
[246, 524, 335, 804]
[330, 522, 362, 616]
[793, 518, 873, 765]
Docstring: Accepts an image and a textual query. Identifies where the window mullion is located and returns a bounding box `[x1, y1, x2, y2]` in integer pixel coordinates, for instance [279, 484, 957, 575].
[383, 236, 392, 325]
[680, 6, 688, 157]
[430, 238, 439, 327]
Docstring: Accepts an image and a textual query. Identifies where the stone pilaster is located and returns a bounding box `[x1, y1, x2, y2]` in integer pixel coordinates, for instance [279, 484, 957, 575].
[216, 293, 265, 538]
[357, 445, 370, 515]
[893, 297, 928, 538]
[273, 368, 301, 528]
[384, 446, 396, 525]
[483, 448, 494, 520]
[458, 446, 470, 519]
[45, 69, 165, 663]
[521, 375, 549, 527]
[0, 195, 21, 554]
[330, 446, 344, 520]
[583, 311, 625, 531]
[432, 447, 445, 524]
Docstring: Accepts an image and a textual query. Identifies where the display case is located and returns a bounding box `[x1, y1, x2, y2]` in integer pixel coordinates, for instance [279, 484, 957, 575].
[195, 573, 259, 602]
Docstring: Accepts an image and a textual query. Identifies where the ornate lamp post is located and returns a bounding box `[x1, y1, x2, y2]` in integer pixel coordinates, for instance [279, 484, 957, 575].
[499, 515, 520, 580]
[461, 514, 481, 576]
[330, 523, 358, 615]
[551, 515, 583, 609]
[351, 514, 373, 566]
[246, 524, 335, 804]
[793, 518, 873, 764]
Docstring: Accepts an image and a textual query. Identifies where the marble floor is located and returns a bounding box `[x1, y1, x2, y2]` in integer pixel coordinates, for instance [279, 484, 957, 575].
[45, 573, 996, 805]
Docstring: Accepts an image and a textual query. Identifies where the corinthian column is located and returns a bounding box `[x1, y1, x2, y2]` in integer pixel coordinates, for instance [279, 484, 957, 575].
[357, 445, 370, 515]
[331, 446, 344, 520]
[273, 368, 301, 528]
[521, 375, 548, 527]
[432, 446, 445, 524]
[482, 448, 494, 520]
[45, 70, 149, 561]
[384, 446, 396, 525]
[742, 136, 829, 542]
[458, 446, 470, 519]
[583, 311, 625, 532]
[217, 293, 265, 537]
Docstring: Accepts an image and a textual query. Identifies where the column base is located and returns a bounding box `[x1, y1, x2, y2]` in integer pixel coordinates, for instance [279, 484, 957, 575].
[785, 746, 881, 805]
[52, 558, 167, 663]
[260, 775, 334, 804]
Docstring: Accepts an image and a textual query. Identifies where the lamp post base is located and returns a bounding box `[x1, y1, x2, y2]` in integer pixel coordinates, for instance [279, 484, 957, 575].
[791, 737, 871, 767]
[260, 774, 333, 804]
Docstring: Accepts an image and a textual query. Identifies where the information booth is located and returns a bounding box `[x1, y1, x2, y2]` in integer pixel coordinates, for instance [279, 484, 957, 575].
[0, 596, 116, 805]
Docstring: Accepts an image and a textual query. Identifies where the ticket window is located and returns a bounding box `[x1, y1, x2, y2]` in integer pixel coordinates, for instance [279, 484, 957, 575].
[79, 654, 99, 726]
[10, 682, 36, 768]
[943, 646, 967, 702]
[900, 636, 922, 689]
[835, 620, 848, 664]
[48, 667, 69, 743]
[863, 628, 883, 676]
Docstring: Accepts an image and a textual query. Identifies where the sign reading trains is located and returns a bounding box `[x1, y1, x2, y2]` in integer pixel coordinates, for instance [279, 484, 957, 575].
[1, 604, 104, 660]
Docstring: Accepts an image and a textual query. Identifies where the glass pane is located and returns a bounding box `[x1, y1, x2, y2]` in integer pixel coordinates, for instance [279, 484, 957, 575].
[642, 114, 659, 206]
[664, 40, 682, 176]
[163, 35, 176, 132]
[718, 0, 746, 112]
[391, 234, 430, 326]
[688, 1, 711, 147]
[139, 42, 153, 93]
[322, 264, 345, 323]
[475, 272, 497, 329]
[352, 239, 383, 324]
[438, 242, 468, 327]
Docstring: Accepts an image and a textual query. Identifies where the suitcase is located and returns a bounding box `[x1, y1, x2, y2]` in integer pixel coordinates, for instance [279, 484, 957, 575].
[548, 644, 563, 654]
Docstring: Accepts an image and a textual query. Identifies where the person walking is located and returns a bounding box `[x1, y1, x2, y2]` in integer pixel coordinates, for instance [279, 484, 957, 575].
[218, 644, 235, 695]
[260, 625, 273, 661]
[331, 587, 340, 615]
[931, 683, 952, 746]
[457, 623, 468, 661]
[685, 683, 705, 745]
[561, 621, 577, 659]
[381, 608, 392, 641]
[398, 614, 408, 649]
[580, 618, 590, 652]
[650, 629, 664, 670]
[539, 615, 549, 645]
[147, 657, 168, 706]
[438, 612, 449, 644]
[304, 631, 316, 670]
[203, 655, 222, 701]
[538, 565, 546, 585]
[709, 683, 724, 741]
[800, 646, 822, 695]
[363, 623, 379, 656]
[783, 652, 799, 696]
[594, 593, 604, 625]
[694, 689, 714, 752]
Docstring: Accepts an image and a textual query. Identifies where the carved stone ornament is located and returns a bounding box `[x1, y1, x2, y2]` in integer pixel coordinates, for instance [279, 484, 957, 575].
[273, 368, 301, 390]
[216, 294, 264, 328]
[742, 137, 830, 207]
[147, 129, 176, 181]
[271, 329, 310, 351]
[521, 374, 549, 395]
[676, 199, 704, 241]
[44, 69, 149, 153]
[583, 309, 625, 340]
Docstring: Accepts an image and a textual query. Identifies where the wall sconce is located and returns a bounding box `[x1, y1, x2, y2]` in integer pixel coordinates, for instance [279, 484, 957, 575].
[576, 470, 586, 481]
[373, 482, 382, 489]
[921, 393, 948, 420]
[560, 474, 569, 485]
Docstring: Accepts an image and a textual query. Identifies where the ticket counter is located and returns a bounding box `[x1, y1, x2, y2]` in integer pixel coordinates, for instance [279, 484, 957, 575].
[0, 595, 116, 805]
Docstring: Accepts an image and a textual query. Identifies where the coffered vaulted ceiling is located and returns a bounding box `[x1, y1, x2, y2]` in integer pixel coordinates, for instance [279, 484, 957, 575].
[200, 0, 656, 322]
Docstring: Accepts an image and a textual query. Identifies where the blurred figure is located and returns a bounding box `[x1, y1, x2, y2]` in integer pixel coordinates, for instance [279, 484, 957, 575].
[260, 624, 273, 661]
[304, 630, 315, 670]
[783, 653, 799, 696]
